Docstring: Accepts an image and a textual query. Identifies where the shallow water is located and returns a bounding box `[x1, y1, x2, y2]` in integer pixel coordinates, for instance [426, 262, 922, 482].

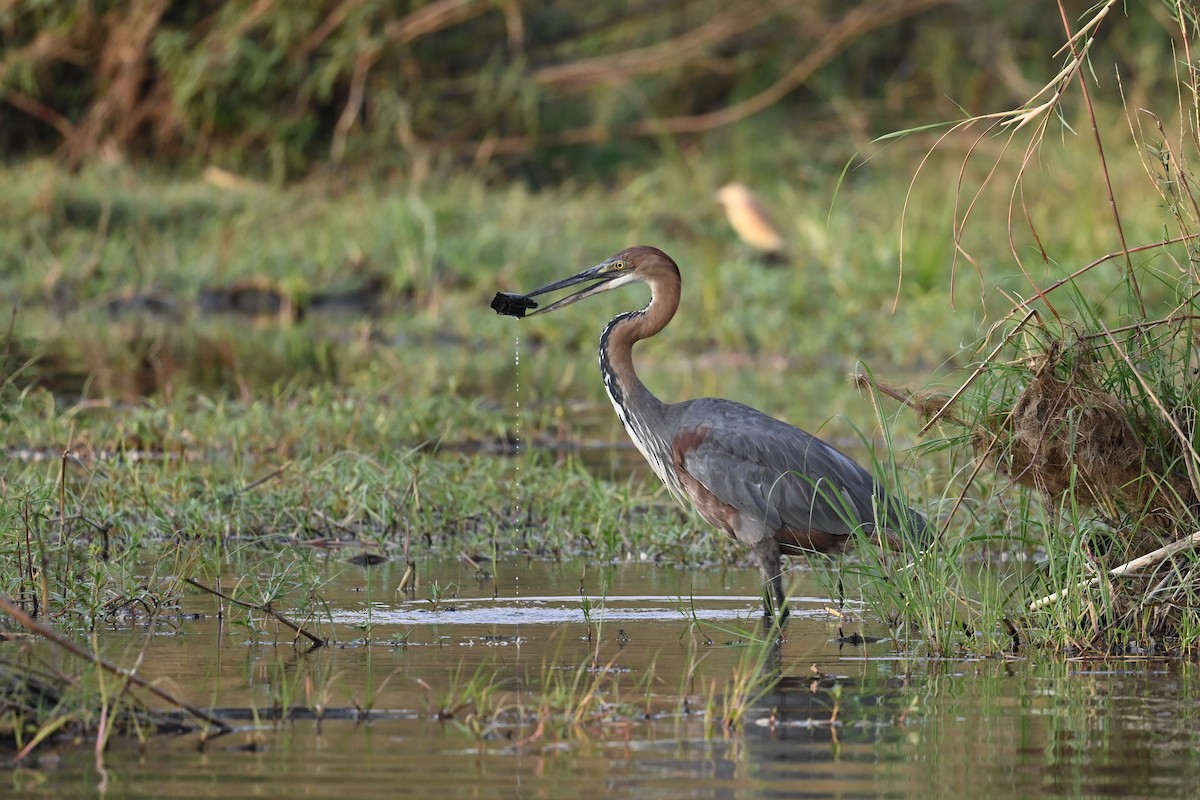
[10, 558, 1200, 799]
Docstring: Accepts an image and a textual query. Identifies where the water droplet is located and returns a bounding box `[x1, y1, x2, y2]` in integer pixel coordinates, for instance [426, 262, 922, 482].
[510, 333, 523, 600]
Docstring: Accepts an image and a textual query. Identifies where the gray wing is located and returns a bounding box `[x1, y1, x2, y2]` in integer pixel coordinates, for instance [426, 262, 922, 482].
[674, 399, 888, 536]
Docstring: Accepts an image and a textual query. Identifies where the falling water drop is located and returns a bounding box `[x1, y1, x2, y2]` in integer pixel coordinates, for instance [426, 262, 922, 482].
[507, 332, 523, 599]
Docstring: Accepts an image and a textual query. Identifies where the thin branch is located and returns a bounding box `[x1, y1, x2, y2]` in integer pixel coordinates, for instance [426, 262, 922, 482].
[184, 578, 327, 647]
[1029, 531, 1200, 611]
[1030, 233, 1200, 303]
[0, 594, 232, 733]
[241, 461, 292, 494]
[331, 48, 380, 164]
[383, 0, 489, 46]
[299, 0, 367, 58]
[4, 90, 75, 139]
[919, 307, 1040, 435]
[531, 2, 780, 90]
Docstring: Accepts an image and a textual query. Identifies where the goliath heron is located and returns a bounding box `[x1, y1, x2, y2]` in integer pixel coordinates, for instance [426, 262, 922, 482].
[495, 246, 927, 617]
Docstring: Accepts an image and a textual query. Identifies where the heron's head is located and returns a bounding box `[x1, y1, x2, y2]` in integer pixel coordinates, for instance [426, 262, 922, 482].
[523, 246, 679, 316]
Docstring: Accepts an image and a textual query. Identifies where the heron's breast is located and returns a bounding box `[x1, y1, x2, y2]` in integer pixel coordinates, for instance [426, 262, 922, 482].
[674, 470, 740, 537]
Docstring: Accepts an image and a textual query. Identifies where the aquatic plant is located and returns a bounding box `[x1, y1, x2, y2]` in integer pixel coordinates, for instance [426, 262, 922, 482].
[424, 580, 458, 612]
[856, 0, 1200, 654]
[723, 625, 789, 735]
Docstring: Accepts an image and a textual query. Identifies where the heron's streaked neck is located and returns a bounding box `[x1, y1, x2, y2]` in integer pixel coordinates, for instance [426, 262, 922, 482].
[599, 312, 659, 414]
[599, 311, 671, 491]
[598, 295, 686, 505]
[596, 280, 678, 413]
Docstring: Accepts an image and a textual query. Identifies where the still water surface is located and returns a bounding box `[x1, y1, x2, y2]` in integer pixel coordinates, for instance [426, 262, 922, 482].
[13, 559, 1200, 799]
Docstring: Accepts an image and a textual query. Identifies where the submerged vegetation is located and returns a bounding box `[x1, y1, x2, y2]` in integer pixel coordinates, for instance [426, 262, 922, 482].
[2, 0, 1200, 774]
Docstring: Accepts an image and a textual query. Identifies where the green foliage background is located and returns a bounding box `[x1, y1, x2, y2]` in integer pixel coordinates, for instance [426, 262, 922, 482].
[0, 1, 1183, 179]
[3, 1, 1200, 652]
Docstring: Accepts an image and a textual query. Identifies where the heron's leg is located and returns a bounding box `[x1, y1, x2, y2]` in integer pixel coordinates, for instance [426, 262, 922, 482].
[758, 583, 775, 619]
[771, 571, 789, 620]
[751, 540, 788, 618]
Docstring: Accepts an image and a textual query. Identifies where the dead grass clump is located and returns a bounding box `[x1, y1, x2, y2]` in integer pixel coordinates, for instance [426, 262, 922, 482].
[986, 349, 1196, 575]
[864, 327, 1200, 647]
[999, 354, 1140, 504]
[863, 332, 1198, 560]
[984, 344, 1196, 550]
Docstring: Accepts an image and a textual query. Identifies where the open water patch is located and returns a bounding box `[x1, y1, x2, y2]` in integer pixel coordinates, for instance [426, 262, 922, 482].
[328, 594, 837, 626]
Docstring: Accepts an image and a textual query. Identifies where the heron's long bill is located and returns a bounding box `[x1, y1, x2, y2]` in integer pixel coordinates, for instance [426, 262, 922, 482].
[524, 264, 623, 316]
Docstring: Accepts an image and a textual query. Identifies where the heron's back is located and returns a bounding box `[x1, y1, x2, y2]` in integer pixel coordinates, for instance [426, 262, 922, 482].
[669, 398, 927, 546]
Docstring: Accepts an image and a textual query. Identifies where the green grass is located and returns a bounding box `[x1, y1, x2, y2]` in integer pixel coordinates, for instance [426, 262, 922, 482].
[3, 39, 1200, 657]
[7, 5, 1200, 773]
[846, 1, 1200, 654]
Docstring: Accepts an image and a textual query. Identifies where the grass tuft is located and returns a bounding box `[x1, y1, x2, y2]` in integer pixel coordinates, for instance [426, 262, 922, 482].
[860, 0, 1200, 654]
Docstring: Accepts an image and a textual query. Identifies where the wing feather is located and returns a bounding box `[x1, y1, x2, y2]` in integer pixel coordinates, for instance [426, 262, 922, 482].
[674, 399, 889, 537]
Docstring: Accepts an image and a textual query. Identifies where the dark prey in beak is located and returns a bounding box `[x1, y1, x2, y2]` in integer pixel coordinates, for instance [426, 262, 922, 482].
[493, 263, 624, 320]
[491, 292, 538, 318]
[491, 262, 618, 318]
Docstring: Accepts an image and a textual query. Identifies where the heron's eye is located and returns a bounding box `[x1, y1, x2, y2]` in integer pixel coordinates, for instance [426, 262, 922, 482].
[612, 260, 626, 271]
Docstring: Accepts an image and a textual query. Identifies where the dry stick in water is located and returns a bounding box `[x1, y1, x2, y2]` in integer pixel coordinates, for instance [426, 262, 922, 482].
[0, 594, 232, 734]
[398, 561, 416, 594]
[184, 578, 327, 647]
[400, 476, 417, 594]
[1028, 531, 1200, 611]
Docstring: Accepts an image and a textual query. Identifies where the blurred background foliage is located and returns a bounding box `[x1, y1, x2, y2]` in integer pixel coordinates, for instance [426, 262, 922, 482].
[0, 0, 1185, 182]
